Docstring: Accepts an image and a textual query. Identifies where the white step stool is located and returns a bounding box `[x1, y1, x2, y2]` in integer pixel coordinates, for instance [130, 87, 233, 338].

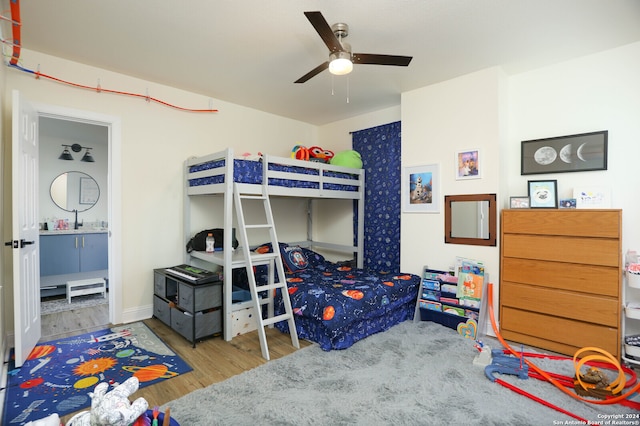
[66, 278, 107, 303]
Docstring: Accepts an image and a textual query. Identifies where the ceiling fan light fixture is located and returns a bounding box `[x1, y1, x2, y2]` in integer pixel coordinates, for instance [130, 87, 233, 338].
[329, 51, 353, 75]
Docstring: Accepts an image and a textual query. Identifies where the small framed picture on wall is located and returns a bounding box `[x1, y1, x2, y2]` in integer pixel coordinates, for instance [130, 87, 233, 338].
[528, 180, 558, 208]
[455, 149, 481, 180]
[402, 164, 440, 213]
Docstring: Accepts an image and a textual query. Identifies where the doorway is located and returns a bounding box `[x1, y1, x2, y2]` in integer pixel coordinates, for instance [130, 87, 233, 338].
[34, 103, 122, 326]
[39, 118, 109, 325]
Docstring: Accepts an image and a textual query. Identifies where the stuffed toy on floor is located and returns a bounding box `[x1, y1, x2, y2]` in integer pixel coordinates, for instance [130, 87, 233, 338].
[65, 377, 148, 426]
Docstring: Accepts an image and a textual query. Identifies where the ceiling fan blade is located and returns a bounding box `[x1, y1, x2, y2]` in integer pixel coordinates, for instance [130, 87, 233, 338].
[352, 53, 413, 66]
[294, 61, 329, 83]
[304, 11, 344, 53]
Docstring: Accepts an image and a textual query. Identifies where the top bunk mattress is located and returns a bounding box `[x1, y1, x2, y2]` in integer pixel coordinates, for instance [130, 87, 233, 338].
[187, 155, 362, 194]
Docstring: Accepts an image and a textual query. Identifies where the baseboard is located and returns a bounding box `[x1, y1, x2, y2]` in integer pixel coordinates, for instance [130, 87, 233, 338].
[120, 303, 153, 325]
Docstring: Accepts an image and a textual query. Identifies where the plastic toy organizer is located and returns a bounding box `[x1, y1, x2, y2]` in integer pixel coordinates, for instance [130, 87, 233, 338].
[417, 267, 481, 339]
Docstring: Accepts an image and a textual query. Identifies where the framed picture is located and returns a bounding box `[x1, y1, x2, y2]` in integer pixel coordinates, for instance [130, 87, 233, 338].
[528, 180, 558, 208]
[509, 196, 530, 209]
[79, 176, 99, 205]
[573, 186, 611, 209]
[402, 164, 440, 213]
[455, 149, 480, 180]
[521, 130, 607, 175]
[559, 199, 577, 209]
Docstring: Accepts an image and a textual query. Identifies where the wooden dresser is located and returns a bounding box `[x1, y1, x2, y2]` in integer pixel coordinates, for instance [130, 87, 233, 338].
[500, 209, 622, 359]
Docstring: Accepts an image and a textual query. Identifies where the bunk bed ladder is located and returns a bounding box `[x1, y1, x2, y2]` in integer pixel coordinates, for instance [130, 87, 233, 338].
[233, 183, 300, 360]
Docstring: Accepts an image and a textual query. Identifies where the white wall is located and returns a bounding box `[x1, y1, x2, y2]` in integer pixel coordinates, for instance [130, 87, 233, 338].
[2, 49, 318, 328]
[401, 67, 505, 280]
[506, 41, 640, 252]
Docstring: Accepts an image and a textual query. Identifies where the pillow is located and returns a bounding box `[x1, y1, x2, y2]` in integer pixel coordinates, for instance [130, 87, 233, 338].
[297, 246, 326, 267]
[329, 150, 362, 169]
[254, 242, 309, 273]
[280, 245, 309, 272]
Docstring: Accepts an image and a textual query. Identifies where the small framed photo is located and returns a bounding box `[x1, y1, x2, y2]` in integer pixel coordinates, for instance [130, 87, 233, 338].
[510, 196, 530, 209]
[528, 180, 558, 208]
[455, 149, 480, 180]
[402, 164, 440, 213]
[559, 199, 577, 209]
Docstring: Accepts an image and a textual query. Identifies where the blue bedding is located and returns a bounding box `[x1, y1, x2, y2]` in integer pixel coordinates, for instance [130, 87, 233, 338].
[188, 158, 359, 192]
[269, 255, 420, 350]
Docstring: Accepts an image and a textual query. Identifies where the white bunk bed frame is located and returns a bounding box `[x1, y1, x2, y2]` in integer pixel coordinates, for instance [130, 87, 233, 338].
[184, 148, 365, 341]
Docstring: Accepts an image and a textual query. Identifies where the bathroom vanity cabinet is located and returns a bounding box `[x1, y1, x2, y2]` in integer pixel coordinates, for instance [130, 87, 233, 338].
[39, 231, 108, 297]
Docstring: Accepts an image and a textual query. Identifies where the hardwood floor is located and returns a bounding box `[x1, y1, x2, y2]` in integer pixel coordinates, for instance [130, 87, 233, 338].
[40, 306, 311, 424]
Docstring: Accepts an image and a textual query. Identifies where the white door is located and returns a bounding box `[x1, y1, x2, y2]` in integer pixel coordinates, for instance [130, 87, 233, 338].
[11, 90, 41, 367]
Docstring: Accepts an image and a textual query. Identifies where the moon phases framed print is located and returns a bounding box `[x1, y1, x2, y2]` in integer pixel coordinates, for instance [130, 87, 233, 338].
[528, 180, 558, 208]
[520, 130, 607, 175]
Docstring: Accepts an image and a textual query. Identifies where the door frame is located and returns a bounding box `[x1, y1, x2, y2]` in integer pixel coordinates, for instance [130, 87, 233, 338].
[34, 103, 122, 325]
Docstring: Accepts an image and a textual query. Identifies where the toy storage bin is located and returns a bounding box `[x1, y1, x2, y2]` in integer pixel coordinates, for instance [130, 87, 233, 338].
[171, 307, 222, 340]
[153, 295, 171, 325]
[178, 281, 222, 311]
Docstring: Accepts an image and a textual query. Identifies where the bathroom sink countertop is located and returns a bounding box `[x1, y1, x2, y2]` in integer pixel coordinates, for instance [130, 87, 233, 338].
[40, 228, 108, 235]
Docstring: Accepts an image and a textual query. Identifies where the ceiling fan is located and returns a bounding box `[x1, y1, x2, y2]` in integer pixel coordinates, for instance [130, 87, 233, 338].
[294, 11, 413, 83]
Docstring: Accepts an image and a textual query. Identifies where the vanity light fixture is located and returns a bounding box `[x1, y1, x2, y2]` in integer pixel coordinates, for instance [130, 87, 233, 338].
[58, 145, 74, 160]
[59, 143, 96, 162]
[81, 148, 95, 163]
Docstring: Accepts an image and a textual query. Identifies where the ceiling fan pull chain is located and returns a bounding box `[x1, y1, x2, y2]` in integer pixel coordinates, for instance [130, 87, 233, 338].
[346, 77, 350, 104]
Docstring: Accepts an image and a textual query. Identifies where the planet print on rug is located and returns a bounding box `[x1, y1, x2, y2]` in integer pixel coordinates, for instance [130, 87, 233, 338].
[2, 322, 192, 425]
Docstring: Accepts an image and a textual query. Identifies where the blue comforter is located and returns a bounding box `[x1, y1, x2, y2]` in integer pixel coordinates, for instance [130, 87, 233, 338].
[272, 261, 420, 350]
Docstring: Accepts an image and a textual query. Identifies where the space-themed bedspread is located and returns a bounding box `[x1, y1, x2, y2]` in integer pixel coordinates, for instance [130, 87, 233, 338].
[273, 260, 421, 351]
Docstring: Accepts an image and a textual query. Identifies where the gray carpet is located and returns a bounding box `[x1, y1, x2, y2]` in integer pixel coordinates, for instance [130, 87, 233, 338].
[40, 294, 108, 315]
[164, 321, 638, 425]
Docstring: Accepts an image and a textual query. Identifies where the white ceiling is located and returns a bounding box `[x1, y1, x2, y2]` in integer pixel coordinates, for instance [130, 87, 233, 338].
[11, 1, 640, 125]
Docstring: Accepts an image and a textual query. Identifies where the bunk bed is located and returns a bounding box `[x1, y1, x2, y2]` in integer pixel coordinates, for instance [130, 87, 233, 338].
[183, 148, 420, 349]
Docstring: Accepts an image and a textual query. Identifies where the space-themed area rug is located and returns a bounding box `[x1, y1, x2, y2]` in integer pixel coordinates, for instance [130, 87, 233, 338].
[3, 321, 192, 425]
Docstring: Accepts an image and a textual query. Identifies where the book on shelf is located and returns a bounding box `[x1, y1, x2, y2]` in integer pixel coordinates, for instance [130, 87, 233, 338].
[455, 257, 484, 303]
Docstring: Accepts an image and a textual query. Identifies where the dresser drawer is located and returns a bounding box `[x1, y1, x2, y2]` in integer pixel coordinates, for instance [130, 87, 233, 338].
[502, 234, 620, 267]
[501, 306, 619, 358]
[501, 257, 619, 297]
[500, 282, 619, 327]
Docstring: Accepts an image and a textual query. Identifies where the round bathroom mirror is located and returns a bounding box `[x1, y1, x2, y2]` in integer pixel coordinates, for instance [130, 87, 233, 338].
[50, 171, 100, 212]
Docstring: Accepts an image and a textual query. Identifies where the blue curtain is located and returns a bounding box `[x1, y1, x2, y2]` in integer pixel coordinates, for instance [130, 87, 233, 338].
[352, 121, 402, 273]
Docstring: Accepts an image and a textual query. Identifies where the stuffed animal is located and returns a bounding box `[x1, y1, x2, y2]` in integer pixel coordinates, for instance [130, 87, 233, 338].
[308, 146, 335, 163]
[329, 150, 363, 169]
[291, 145, 309, 161]
[66, 377, 149, 426]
